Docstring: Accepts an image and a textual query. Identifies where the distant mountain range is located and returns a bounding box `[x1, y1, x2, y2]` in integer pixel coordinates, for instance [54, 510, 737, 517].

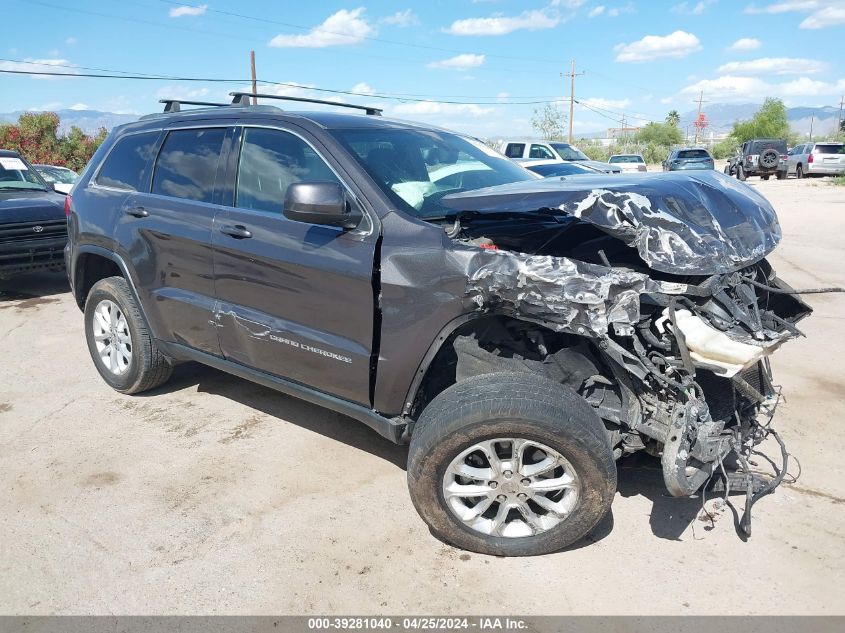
[0, 103, 841, 139]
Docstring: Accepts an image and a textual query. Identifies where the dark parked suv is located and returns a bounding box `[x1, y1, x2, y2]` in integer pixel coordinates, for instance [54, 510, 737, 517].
[726, 139, 788, 181]
[66, 94, 812, 555]
[1, 150, 68, 280]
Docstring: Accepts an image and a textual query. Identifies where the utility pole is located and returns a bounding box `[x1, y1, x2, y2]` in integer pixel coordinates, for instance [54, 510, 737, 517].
[836, 95, 844, 137]
[620, 113, 627, 146]
[250, 50, 258, 105]
[809, 113, 814, 140]
[563, 60, 585, 144]
[693, 90, 707, 144]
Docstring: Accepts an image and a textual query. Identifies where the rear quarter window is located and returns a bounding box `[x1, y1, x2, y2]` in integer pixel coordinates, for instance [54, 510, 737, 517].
[504, 143, 525, 158]
[95, 132, 160, 191]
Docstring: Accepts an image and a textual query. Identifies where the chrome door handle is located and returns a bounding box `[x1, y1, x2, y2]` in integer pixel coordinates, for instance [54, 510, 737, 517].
[125, 206, 149, 218]
[220, 224, 252, 239]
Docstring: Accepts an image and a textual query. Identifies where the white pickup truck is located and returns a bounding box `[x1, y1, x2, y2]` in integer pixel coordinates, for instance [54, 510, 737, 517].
[498, 139, 620, 173]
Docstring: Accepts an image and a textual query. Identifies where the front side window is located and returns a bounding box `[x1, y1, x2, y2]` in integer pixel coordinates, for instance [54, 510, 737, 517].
[504, 143, 525, 158]
[529, 144, 555, 160]
[331, 128, 534, 219]
[96, 132, 159, 191]
[152, 128, 225, 203]
[235, 128, 340, 214]
[549, 143, 589, 161]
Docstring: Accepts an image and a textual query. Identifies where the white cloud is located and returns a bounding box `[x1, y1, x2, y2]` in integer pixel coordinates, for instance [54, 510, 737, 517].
[155, 86, 211, 100]
[680, 74, 845, 102]
[614, 31, 702, 62]
[444, 9, 561, 35]
[427, 53, 486, 70]
[68, 103, 90, 110]
[673, 0, 717, 15]
[582, 97, 632, 110]
[588, 6, 606, 17]
[717, 57, 826, 75]
[496, 92, 510, 102]
[351, 82, 375, 95]
[744, 1, 845, 29]
[381, 9, 419, 27]
[606, 4, 635, 16]
[729, 37, 762, 50]
[249, 82, 316, 99]
[169, 4, 207, 18]
[390, 101, 493, 117]
[0, 59, 77, 80]
[270, 8, 375, 48]
[65, 37, 77, 45]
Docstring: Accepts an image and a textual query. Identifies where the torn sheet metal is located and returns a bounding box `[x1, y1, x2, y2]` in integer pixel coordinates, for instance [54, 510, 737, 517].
[443, 170, 781, 275]
[455, 246, 662, 337]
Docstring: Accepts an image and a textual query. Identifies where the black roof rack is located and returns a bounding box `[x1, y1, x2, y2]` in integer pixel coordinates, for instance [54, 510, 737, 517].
[159, 99, 237, 113]
[229, 92, 382, 116]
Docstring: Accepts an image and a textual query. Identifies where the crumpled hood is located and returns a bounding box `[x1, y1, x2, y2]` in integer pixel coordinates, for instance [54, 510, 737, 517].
[443, 170, 781, 275]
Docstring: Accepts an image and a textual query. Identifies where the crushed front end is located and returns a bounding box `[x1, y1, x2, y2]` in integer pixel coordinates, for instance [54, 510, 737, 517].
[441, 171, 816, 534]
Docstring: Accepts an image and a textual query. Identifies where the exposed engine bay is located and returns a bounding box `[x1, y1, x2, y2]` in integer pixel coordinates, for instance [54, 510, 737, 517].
[435, 171, 830, 535]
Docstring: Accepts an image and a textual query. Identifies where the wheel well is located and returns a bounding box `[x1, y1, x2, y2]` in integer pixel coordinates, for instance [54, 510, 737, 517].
[408, 315, 613, 421]
[74, 253, 122, 308]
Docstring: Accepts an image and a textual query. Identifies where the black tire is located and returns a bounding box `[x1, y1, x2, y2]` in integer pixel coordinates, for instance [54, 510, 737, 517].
[776, 170, 786, 180]
[737, 165, 746, 181]
[407, 372, 616, 556]
[723, 164, 731, 174]
[84, 276, 172, 394]
[762, 174, 770, 180]
[796, 164, 804, 179]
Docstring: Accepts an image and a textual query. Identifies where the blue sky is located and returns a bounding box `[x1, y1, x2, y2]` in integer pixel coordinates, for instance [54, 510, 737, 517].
[2, 0, 844, 137]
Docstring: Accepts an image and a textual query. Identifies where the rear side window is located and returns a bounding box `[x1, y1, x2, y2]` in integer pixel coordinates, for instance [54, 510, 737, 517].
[504, 143, 525, 158]
[529, 144, 555, 159]
[235, 128, 340, 214]
[814, 144, 844, 155]
[96, 132, 159, 191]
[152, 128, 226, 203]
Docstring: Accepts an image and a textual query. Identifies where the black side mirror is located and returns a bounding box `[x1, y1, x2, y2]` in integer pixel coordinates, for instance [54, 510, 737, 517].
[283, 181, 362, 230]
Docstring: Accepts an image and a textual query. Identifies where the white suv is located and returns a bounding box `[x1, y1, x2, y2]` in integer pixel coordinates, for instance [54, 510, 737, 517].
[787, 142, 845, 178]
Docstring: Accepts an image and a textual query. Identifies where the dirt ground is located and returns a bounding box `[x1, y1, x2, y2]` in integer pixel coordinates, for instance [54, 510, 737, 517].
[1, 177, 844, 615]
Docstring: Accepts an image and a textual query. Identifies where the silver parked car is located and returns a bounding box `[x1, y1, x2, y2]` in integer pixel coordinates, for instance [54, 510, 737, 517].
[608, 154, 647, 172]
[787, 141, 845, 178]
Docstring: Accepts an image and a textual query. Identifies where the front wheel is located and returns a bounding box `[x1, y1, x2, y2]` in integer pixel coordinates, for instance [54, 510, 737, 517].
[84, 276, 173, 394]
[762, 174, 770, 180]
[776, 170, 786, 180]
[407, 373, 616, 556]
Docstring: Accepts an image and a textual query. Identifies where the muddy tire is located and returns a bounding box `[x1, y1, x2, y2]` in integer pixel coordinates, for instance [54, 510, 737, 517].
[407, 372, 616, 556]
[84, 276, 172, 394]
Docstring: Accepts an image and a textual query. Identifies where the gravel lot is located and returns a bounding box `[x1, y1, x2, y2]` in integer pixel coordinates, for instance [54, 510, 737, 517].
[1, 177, 844, 615]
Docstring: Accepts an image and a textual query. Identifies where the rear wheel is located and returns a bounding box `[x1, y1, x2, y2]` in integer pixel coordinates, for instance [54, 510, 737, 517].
[776, 170, 786, 180]
[762, 174, 770, 180]
[796, 164, 804, 179]
[737, 165, 746, 181]
[407, 372, 616, 556]
[84, 276, 172, 394]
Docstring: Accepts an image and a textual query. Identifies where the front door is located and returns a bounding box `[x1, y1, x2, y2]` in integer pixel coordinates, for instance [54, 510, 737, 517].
[212, 125, 378, 406]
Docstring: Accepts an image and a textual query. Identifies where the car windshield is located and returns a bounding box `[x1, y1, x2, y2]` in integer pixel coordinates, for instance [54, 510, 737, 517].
[609, 155, 643, 163]
[549, 143, 589, 161]
[0, 156, 48, 191]
[331, 128, 536, 218]
[677, 149, 711, 159]
[815, 144, 844, 155]
[527, 163, 593, 177]
[37, 166, 78, 184]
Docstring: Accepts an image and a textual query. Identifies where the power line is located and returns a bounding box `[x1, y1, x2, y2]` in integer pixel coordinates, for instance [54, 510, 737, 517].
[0, 68, 563, 106]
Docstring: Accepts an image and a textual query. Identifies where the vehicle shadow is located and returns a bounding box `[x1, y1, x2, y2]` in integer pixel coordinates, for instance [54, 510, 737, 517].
[143, 361, 410, 469]
[616, 452, 704, 540]
[0, 270, 70, 302]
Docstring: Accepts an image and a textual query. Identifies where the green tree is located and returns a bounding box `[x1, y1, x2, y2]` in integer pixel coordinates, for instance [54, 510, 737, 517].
[665, 110, 680, 127]
[633, 122, 683, 147]
[729, 97, 791, 143]
[530, 103, 567, 140]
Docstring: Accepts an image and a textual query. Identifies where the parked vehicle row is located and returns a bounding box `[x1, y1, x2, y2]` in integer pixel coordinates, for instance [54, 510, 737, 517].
[498, 139, 621, 173]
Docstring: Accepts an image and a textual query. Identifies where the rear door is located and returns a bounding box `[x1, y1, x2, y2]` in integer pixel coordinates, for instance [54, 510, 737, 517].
[211, 124, 378, 405]
[115, 123, 233, 354]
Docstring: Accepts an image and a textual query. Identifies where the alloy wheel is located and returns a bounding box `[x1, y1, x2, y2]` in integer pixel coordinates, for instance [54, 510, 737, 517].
[91, 299, 132, 375]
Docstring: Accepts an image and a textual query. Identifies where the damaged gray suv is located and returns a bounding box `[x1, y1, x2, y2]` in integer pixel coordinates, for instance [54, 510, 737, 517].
[66, 94, 813, 556]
